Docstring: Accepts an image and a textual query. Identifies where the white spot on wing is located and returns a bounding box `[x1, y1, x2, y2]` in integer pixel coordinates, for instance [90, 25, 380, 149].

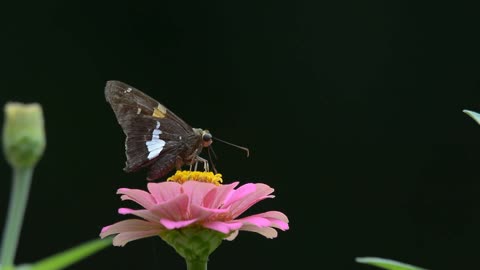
[146, 121, 165, 160]
[127, 87, 132, 92]
[136, 108, 142, 114]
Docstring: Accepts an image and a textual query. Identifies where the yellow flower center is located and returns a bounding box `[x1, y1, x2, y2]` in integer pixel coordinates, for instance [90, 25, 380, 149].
[167, 170, 223, 186]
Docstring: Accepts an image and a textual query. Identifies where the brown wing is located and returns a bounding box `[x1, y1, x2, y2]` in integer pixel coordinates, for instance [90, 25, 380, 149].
[105, 80, 202, 178]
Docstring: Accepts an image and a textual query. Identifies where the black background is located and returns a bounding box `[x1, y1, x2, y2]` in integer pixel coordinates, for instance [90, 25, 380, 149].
[1, 1, 479, 270]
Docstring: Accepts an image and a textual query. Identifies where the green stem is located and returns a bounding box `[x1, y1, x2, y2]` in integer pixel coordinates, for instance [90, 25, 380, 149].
[186, 259, 208, 270]
[0, 167, 34, 269]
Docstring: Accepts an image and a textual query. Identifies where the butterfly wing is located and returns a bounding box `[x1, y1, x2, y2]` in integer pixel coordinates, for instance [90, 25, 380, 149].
[105, 80, 202, 179]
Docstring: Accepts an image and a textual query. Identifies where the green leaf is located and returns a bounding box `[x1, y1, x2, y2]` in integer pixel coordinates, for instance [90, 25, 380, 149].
[463, 110, 480, 126]
[355, 257, 428, 270]
[29, 238, 112, 270]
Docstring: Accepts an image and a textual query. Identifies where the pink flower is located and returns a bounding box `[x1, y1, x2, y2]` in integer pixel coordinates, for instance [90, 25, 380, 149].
[100, 176, 289, 247]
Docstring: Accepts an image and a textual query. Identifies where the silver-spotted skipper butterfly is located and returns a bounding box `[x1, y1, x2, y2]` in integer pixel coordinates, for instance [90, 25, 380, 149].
[105, 80, 213, 180]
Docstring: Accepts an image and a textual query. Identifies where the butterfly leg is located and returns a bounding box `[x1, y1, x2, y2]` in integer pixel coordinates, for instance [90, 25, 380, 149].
[194, 156, 209, 172]
[193, 160, 199, 171]
[187, 149, 199, 171]
[185, 148, 210, 172]
[187, 155, 210, 172]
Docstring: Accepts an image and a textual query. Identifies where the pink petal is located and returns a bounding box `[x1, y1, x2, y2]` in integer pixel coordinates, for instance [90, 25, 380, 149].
[250, 211, 289, 230]
[203, 221, 243, 234]
[181, 181, 216, 206]
[237, 211, 289, 230]
[222, 183, 257, 207]
[118, 208, 161, 223]
[147, 182, 182, 203]
[235, 216, 272, 227]
[117, 188, 156, 209]
[118, 208, 134, 215]
[239, 224, 278, 239]
[190, 204, 229, 221]
[150, 194, 189, 220]
[159, 218, 198, 229]
[112, 230, 162, 247]
[224, 230, 239, 241]
[203, 182, 239, 209]
[269, 220, 289, 231]
[254, 211, 289, 223]
[100, 219, 163, 238]
[229, 183, 275, 218]
[100, 225, 111, 234]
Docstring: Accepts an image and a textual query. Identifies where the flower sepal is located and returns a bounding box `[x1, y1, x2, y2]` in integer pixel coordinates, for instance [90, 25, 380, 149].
[159, 227, 226, 262]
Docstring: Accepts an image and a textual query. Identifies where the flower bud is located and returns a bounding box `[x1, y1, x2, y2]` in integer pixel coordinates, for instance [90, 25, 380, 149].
[2, 102, 46, 168]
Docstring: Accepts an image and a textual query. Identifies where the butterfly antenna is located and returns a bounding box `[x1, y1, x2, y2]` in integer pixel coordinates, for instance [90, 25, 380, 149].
[213, 137, 250, 157]
[207, 147, 218, 174]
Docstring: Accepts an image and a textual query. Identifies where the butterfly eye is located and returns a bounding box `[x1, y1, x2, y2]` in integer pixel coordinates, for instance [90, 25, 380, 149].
[203, 132, 212, 142]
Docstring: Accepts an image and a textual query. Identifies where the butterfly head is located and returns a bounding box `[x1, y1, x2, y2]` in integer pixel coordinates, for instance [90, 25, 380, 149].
[201, 130, 213, 147]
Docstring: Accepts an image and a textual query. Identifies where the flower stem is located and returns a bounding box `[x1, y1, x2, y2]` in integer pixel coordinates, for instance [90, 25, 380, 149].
[0, 167, 34, 269]
[186, 259, 208, 270]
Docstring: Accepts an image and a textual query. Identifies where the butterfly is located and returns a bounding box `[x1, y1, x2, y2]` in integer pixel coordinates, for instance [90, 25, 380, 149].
[104, 80, 213, 180]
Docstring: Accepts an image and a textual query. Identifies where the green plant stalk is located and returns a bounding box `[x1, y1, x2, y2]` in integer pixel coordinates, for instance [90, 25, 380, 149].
[0, 167, 34, 269]
[30, 238, 112, 270]
[356, 257, 428, 270]
[186, 259, 208, 270]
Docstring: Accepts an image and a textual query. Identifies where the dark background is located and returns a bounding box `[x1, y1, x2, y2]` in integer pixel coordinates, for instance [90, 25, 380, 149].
[1, 1, 479, 269]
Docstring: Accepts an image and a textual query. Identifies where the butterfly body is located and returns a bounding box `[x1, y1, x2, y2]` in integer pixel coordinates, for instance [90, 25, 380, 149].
[105, 80, 212, 180]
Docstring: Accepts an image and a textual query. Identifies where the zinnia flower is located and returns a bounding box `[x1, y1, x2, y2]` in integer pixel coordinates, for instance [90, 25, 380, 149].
[100, 171, 289, 248]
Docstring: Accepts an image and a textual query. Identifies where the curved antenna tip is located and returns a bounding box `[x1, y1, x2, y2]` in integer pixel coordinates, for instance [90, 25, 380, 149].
[213, 137, 250, 157]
